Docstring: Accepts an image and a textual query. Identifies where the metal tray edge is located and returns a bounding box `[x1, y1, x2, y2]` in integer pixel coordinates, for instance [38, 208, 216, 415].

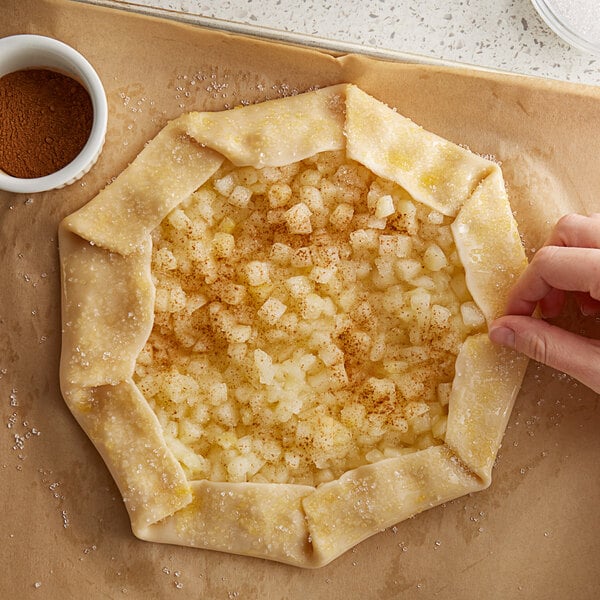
[71, 0, 518, 77]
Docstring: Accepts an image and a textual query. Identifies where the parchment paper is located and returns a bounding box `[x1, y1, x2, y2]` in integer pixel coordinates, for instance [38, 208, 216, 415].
[2, 1, 600, 598]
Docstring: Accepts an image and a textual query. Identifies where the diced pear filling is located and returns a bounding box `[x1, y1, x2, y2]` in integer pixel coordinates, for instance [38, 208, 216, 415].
[133, 150, 486, 486]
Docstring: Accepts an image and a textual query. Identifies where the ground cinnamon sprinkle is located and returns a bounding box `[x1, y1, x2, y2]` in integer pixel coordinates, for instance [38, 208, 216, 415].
[0, 68, 93, 179]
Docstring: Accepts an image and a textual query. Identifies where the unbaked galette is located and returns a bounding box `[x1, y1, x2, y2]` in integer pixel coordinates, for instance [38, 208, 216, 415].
[59, 84, 528, 567]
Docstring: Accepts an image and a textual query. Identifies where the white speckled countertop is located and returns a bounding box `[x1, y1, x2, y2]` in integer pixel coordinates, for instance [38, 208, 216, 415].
[124, 0, 600, 86]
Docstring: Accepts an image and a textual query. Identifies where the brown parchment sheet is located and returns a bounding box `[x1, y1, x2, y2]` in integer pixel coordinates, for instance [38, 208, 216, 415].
[2, 0, 600, 597]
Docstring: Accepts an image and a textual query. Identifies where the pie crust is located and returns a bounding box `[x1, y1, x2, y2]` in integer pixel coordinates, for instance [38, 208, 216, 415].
[59, 84, 528, 567]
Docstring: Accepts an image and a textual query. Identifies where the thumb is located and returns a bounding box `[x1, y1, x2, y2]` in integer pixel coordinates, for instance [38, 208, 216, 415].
[489, 315, 600, 394]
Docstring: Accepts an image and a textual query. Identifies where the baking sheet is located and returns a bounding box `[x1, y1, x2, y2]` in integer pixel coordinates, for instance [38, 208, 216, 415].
[75, 0, 509, 74]
[2, 0, 600, 598]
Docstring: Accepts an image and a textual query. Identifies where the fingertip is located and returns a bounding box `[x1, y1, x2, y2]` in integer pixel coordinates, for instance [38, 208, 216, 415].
[488, 324, 516, 348]
[581, 304, 598, 317]
[538, 288, 565, 319]
[577, 294, 600, 316]
[491, 315, 600, 393]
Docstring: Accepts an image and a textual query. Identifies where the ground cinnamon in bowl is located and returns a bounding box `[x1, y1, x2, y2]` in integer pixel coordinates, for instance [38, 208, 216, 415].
[0, 68, 93, 179]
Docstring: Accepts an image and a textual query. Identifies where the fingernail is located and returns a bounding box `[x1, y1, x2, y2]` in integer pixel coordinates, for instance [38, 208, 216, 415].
[489, 326, 516, 348]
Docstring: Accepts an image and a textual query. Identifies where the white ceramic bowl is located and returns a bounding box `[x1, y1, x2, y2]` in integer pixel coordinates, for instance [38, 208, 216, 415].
[0, 34, 108, 193]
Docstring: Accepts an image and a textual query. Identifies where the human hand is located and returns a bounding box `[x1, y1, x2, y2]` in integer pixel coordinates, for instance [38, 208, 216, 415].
[488, 213, 600, 394]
